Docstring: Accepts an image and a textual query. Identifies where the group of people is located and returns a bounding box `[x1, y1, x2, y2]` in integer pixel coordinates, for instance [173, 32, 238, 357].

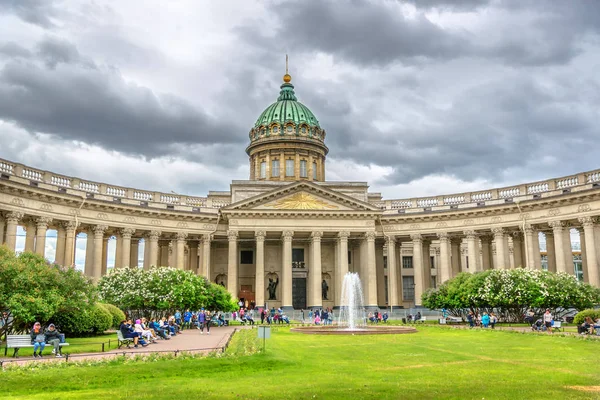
[467, 311, 499, 329]
[307, 308, 333, 325]
[368, 311, 389, 324]
[29, 322, 65, 358]
[259, 307, 290, 324]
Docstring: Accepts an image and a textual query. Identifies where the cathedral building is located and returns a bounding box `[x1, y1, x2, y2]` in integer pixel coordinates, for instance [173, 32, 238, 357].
[1, 71, 599, 310]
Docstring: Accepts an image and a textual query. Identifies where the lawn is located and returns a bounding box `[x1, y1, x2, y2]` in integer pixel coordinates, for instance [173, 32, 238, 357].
[0, 326, 598, 399]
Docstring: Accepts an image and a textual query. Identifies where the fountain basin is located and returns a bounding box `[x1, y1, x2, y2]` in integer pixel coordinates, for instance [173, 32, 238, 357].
[291, 325, 417, 335]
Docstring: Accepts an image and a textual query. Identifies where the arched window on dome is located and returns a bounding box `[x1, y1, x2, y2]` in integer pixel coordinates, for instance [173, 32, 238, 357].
[286, 124, 294, 135]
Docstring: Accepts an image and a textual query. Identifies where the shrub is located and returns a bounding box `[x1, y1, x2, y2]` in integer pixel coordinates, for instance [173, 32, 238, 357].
[51, 304, 112, 337]
[573, 308, 600, 325]
[98, 303, 126, 329]
[89, 303, 112, 334]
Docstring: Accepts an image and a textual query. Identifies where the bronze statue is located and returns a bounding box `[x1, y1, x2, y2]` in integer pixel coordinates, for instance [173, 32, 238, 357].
[267, 277, 279, 300]
[322, 279, 329, 300]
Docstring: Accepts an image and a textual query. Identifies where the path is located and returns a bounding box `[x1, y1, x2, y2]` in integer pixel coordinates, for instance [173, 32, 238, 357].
[1, 325, 242, 367]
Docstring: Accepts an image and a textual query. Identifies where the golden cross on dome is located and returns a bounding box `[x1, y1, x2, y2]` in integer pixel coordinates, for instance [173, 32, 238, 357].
[283, 54, 291, 83]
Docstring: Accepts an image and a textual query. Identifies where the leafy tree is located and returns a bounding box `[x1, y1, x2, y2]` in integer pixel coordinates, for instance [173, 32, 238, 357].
[0, 246, 96, 336]
[98, 267, 238, 318]
[422, 268, 600, 322]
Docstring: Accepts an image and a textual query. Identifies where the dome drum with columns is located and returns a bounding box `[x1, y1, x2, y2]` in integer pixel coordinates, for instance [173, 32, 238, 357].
[1, 67, 600, 311]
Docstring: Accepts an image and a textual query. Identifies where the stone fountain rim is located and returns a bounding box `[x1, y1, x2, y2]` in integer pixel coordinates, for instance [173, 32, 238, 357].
[290, 325, 418, 335]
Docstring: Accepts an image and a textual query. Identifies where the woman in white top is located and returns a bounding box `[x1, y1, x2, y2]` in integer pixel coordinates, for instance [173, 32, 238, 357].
[134, 319, 155, 343]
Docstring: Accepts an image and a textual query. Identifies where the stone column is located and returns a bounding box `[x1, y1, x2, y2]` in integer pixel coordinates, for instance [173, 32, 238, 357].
[92, 225, 108, 282]
[130, 239, 139, 268]
[579, 217, 599, 287]
[114, 233, 123, 268]
[279, 151, 285, 180]
[24, 219, 36, 252]
[143, 236, 150, 270]
[545, 232, 557, 272]
[578, 227, 588, 283]
[84, 228, 94, 276]
[119, 228, 135, 268]
[411, 234, 424, 306]
[336, 231, 350, 307]
[480, 235, 492, 270]
[188, 242, 198, 273]
[387, 235, 399, 307]
[63, 221, 77, 267]
[492, 228, 508, 270]
[227, 230, 239, 298]
[550, 221, 568, 273]
[512, 232, 524, 268]
[309, 231, 323, 309]
[176, 232, 187, 269]
[101, 237, 109, 276]
[437, 233, 452, 283]
[532, 228, 542, 269]
[364, 231, 377, 307]
[35, 217, 52, 257]
[422, 239, 432, 289]
[55, 223, 66, 266]
[523, 224, 539, 269]
[0, 214, 5, 245]
[376, 242, 385, 306]
[450, 237, 461, 276]
[148, 230, 161, 268]
[201, 234, 212, 279]
[168, 241, 175, 267]
[561, 225, 574, 275]
[255, 231, 266, 308]
[465, 230, 480, 271]
[281, 230, 294, 309]
[4, 212, 23, 251]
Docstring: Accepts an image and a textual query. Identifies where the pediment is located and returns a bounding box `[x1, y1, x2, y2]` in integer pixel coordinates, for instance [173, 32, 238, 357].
[222, 181, 381, 212]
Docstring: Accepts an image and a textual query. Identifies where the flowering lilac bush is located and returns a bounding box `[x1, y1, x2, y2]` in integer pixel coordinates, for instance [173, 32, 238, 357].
[422, 269, 600, 322]
[98, 267, 237, 317]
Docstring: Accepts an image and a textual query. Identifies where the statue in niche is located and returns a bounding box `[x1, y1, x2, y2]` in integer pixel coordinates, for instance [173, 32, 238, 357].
[267, 277, 279, 300]
[322, 279, 329, 300]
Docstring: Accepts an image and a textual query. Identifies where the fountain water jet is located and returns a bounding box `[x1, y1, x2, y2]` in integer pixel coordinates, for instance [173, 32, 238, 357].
[337, 272, 367, 330]
[291, 272, 417, 335]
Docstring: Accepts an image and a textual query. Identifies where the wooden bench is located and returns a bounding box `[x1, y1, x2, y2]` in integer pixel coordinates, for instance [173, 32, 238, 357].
[4, 334, 70, 358]
[117, 330, 135, 349]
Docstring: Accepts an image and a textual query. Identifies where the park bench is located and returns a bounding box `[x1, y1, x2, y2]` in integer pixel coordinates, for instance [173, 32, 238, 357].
[4, 334, 69, 357]
[552, 321, 564, 332]
[116, 330, 135, 349]
[415, 316, 427, 323]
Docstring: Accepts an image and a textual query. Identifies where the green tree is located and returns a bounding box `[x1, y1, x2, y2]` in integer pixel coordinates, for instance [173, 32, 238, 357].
[98, 267, 238, 318]
[0, 246, 96, 336]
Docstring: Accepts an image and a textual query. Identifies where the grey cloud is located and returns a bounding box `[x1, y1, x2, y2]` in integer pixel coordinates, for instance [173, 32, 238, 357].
[0, 0, 60, 28]
[0, 40, 244, 158]
[0, 42, 32, 59]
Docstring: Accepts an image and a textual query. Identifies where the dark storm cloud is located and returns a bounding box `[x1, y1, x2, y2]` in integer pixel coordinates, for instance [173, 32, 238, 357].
[0, 39, 244, 157]
[0, 0, 60, 28]
[238, 0, 471, 66]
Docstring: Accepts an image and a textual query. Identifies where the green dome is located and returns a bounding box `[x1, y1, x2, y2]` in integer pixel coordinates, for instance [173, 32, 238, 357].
[254, 82, 320, 129]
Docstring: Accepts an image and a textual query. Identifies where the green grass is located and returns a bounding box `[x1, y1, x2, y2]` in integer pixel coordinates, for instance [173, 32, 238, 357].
[1, 327, 599, 399]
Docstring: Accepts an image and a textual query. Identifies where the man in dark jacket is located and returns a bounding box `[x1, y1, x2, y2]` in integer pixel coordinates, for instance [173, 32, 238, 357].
[45, 324, 64, 358]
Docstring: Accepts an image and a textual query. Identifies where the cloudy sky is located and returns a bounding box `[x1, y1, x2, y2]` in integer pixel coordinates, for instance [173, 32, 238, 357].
[1, 0, 599, 201]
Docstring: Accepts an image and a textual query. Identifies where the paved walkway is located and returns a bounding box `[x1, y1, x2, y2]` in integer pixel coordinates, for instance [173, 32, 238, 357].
[1, 325, 240, 367]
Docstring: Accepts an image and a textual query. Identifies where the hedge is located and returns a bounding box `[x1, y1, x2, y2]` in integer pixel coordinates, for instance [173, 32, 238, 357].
[573, 308, 600, 325]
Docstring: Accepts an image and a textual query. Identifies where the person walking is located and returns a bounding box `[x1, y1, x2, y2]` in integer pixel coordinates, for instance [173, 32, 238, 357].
[543, 309, 553, 334]
[490, 313, 498, 329]
[198, 308, 206, 334]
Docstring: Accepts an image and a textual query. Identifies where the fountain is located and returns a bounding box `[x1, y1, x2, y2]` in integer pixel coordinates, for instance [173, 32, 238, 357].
[291, 272, 417, 335]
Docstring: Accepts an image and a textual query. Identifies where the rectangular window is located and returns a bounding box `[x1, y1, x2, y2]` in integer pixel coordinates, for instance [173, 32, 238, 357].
[348, 250, 352, 264]
[292, 248, 305, 268]
[574, 254, 583, 281]
[300, 160, 307, 177]
[384, 276, 388, 304]
[271, 160, 280, 177]
[240, 250, 253, 264]
[430, 276, 437, 288]
[402, 276, 415, 301]
[402, 256, 413, 269]
[285, 159, 294, 177]
[430, 256, 435, 269]
[260, 161, 266, 178]
[383, 256, 387, 269]
[313, 162, 318, 179]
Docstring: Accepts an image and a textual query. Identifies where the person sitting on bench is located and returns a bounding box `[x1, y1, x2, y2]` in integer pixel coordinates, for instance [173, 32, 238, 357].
[120, 320, 147, 347]
[45, 324, 64, 358]
[30, 322, 46, 358]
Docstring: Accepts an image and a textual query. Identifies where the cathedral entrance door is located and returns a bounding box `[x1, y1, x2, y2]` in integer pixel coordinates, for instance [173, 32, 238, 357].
[292, 278, 306, 310]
